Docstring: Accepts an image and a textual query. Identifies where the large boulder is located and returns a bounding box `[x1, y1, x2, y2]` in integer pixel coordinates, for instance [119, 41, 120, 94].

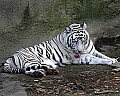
[0, 0, 55, 29]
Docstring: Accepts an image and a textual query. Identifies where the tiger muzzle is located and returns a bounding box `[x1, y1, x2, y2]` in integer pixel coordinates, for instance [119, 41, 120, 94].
[74, 51, 81, 58]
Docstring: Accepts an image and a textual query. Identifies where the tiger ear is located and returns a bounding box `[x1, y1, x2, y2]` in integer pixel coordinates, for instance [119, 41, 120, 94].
[81, 22, 87, 29]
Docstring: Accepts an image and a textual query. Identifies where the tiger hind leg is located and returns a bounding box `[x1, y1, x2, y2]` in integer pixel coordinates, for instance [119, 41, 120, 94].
[73, 54, 114, 65]
[3, 57, 59, 78]
[40, 58, 59, 75]
[3, 58, 25, 73]
[25, 60, 59, 78]
[25, 65, 59, 78]
[25, 67, 46, 78]
[41, 66, 59, 75]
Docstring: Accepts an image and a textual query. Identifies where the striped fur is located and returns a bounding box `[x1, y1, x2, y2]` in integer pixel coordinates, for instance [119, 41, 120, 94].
[2, 23, 118, 77]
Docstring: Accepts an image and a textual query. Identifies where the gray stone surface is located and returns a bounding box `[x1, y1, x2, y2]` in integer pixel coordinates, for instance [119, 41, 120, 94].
[0, 0, 28, 29]
[0, 0, 56, 29]
[0, 73, 27, 96]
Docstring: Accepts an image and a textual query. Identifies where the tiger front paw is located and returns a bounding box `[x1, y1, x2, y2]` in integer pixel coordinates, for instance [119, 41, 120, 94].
[111, 58, 118, 64]
[25, 68, 46, 78]
[47, 69, 59, 75]
[41, 66, 59, 75]
[32, 71, 45, 78]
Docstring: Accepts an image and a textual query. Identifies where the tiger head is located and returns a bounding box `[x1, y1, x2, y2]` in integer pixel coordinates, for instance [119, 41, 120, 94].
[63, 22, 89, 54]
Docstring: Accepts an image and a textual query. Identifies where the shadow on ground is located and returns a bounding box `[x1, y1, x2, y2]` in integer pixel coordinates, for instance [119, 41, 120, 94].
[1, 64, 120, 96]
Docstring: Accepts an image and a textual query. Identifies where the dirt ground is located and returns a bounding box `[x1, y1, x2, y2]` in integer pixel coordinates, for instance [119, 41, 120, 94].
[1, 64, 120, 96]
[0, 24, 120, 96]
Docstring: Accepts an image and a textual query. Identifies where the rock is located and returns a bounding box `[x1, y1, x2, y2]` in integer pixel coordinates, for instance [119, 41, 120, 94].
[101, 45, 117, 52]
[0, 0, 56, 29]
[0, 0, 28, 29]
[110, 62, 120, 72]
[0, 73, 27, 96]
[112, 68, 120, 72]
[110, 62, 120, 68]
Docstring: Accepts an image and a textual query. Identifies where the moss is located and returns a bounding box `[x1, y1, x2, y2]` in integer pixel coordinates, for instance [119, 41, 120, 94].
[9, 0, 120, 36]
[46, 0, 120, 31]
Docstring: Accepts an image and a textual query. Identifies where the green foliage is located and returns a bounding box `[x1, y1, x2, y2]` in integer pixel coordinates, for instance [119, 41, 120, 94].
[46, 0, 120, 30]
[22, 3, 31, 25]
[70, 0, 120, 21]
[72, 0, 105, 20]
[14, 0, 120, 32]
[47, 1, 71, 31]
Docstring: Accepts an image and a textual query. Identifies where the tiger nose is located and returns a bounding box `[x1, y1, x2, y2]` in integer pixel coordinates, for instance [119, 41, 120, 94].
[78, 51, 81, 54]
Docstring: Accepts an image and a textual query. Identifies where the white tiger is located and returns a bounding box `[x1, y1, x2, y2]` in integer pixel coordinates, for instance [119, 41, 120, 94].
[1, 23, 118, 77]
